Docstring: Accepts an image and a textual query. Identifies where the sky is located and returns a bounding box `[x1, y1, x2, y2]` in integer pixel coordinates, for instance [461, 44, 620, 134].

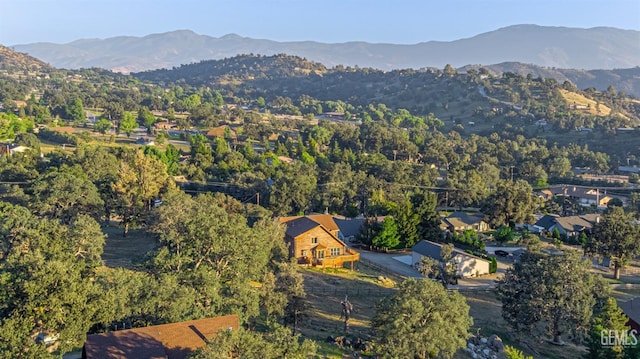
[1, 0, 639, 45]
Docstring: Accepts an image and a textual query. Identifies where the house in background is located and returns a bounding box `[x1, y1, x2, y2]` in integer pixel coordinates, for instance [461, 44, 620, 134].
[618, 297, 640, 332]
[333, 217, 365, 242]
[0, 143, 31, 156]
[529, 213, 599, 237]
[411, 240, 490, 278]
[548, 185, 613, 209]
[548, 214, 599, 237]
[527, 214, 560, 233]
[440, 212, 489, 233]
[152, 121, 176, 133]
[280, 215, 359, 269]
[82, 314, 239, 359]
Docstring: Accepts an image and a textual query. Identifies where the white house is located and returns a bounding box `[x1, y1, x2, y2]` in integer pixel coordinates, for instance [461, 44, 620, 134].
[411, 240, 491, 278]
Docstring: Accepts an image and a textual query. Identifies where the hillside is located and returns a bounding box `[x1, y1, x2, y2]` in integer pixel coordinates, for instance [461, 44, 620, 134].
[0, 45, 52, 72]
[134, 54, 640, 126]
[460, 63, 640, 97]
[10, 25, 640, 73]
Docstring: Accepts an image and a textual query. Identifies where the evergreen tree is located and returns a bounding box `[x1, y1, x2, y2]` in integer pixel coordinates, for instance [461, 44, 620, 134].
[394, 199, 419, 248]
[586, 297, 632, 359]
[373, 217, 400, 249]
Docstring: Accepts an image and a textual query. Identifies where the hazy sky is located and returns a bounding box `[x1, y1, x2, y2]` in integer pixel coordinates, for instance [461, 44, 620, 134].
[1, 0, 639, 45]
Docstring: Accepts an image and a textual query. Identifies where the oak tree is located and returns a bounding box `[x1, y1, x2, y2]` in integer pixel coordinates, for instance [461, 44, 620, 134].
[372, 278, 472, 358]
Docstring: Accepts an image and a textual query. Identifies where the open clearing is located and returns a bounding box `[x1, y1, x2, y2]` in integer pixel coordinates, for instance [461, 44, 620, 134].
[301, 265, 588, 359]
[101, 225, 157, 268]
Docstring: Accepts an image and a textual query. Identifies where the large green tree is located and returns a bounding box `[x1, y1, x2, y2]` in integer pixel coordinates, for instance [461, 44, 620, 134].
[65, 98, 85, 123]
[119, 111, 137, 137]
[148, 191, 288, 322]
[372, 278, 472, 358]
[94, 118, 112, 136]
[482, 179, 536, 227]
[586, 207, 640, 280]
[498, 250, 608, 344]
[586, 297, 634, 359]
[411, 190, 442, 242]
[74, 145, 123, 224]
[373, 216, 400, 250]
[268, 162, 317, 216]
[31, 167, 104, 224]
[112, 150, 173, 235]
[394, 199, 420, 248]
[0, 203, 105, 356]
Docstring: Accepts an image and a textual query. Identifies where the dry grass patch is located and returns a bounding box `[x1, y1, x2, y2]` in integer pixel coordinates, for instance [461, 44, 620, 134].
[560, 89, 612, 116]
[101, 225, 157, 268]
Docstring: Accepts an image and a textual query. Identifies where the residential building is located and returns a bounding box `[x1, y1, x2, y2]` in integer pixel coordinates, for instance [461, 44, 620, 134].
[82, 314, 239, 359]
[548, 185, 613, 209]
[411, 240, 490, 278]
[618, 297, 640, 332]
[548, 214, 600, 237]
[440, 212, 489, 233]
[280, 215, 359, 268]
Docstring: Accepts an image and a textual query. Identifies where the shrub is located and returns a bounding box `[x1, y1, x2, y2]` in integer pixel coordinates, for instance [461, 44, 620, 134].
[494, 225, 514, 243]
[37, 128, 78, 145]
[489, 257, 498, 274]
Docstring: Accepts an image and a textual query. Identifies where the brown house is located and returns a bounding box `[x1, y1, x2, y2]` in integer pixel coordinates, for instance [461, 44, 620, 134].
[280, 215, 359, 268]
[153, 121, 176, 131]
[82, 314, 239, 359]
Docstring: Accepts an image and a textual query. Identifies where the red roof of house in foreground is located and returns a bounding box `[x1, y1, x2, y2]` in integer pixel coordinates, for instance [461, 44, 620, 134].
[83, 314, 239, 359]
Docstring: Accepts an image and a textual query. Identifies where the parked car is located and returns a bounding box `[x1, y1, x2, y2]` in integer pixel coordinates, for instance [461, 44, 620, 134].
[494, 250, 509, 257]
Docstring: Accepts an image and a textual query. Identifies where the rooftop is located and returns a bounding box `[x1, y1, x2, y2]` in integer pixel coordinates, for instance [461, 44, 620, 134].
[83, 315, 239, 359]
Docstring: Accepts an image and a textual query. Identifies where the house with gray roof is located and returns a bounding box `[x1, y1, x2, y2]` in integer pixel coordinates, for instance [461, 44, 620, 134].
[440, 212, 489, 233]
[549, 214, 600, 237]
[411, 240, 490, 278]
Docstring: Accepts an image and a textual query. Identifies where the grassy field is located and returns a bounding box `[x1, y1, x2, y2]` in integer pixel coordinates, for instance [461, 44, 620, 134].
[101, 225, 157, 268]
[560, 89, 611, 116]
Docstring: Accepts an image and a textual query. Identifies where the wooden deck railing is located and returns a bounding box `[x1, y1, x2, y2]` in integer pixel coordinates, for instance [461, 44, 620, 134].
[315, 249, 360, 268]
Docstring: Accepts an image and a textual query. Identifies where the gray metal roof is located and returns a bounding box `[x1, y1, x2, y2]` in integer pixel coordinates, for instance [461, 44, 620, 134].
[411, 240, 489, 263]
[534, 214, 559, 230]
[283, 217, 321, 238]
[333, 218, 365, 238]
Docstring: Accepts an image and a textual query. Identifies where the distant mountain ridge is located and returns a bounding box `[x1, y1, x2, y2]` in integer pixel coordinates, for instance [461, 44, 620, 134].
[9, 25, 640, 73]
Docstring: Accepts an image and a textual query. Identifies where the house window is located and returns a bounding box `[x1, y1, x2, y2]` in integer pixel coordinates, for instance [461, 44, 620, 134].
[317, 250, 325, 258]
[330, 248, 341, 256]
[301, 250, 308, 257]
[311, 237, 318, 244]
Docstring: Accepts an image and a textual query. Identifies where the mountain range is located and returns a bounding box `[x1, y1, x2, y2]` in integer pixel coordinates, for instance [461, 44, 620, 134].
[8, 25, 640, 74]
